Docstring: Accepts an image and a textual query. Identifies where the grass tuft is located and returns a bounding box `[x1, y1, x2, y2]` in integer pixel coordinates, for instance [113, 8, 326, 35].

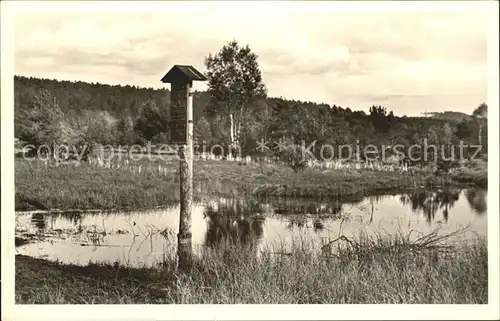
[15, 158, 487, 211]
[16, 230, 487, 304]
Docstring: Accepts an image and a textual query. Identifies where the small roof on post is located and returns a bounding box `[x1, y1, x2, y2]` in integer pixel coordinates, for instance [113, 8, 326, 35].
[161, 65, 207, 84]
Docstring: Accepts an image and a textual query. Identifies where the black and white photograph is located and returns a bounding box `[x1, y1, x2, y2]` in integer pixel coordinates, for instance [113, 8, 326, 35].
[1, 0, 499, 320]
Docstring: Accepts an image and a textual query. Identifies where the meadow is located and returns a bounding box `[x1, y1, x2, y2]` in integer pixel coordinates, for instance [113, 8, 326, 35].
[14, 154, 489, 304]
[14, 156, 487, 212]
[15, 230, 487, 304]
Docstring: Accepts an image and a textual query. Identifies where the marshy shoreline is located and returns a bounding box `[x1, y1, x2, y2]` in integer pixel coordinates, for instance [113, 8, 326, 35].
[15, 232, 488, 304]
[14, 157, 489, 304]
[15, 158, 487, 212]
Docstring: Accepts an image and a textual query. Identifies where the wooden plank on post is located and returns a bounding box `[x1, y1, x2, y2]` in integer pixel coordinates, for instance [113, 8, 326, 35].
[170, 82, 188, 145]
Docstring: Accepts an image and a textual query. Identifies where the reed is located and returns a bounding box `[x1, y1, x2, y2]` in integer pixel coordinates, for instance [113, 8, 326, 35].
[15, 229, 487, 304]
[15, 157, 487, 211]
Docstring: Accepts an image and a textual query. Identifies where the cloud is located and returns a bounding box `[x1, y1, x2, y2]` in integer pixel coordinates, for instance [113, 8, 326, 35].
[13, 4, 490, 115]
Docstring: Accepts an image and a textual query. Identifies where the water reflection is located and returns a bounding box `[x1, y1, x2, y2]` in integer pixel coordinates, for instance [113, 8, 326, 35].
[273, 200, 345, 215]
[465, 188, 487, 215]
[15, 187, 487, 267]
[399, 188, 461, 223]
[204, 199, 265, 248]
[31, 213, 47, 232]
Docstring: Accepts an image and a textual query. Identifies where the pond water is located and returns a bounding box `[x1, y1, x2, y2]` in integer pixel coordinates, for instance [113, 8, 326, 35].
[15, 187, 487, 268]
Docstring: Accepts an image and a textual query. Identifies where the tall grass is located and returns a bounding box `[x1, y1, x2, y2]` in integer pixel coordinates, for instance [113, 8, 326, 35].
[15, 159, 180, 211]
[15, 230, 487, 304]
[15, 157, 487, 211]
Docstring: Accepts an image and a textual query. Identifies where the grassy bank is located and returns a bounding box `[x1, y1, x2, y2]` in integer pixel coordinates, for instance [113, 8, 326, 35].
[15, 158, 180, 211]
[449, 159, 488, 188]
[15, 232, 487, 304]
[15, 158, 487, 211]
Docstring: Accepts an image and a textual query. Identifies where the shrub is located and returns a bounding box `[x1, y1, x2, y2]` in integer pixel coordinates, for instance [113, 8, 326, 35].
[278, 144, 312, 173]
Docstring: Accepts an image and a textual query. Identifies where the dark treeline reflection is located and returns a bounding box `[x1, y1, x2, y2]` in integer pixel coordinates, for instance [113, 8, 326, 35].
[465, 188, 487, 215]
[58, 212, 85, 226]
[31, 211, 95, 234]
[399, 188, 486, 223]
[31, 212, 60, 233]
[273, 200, 344, 215]
[276, 202, 343, 231]
[204, 197, 362, 236]
[31, 213, 47, 232]
[399, 188, 460, 223]
[203, 199, 265, 248]
[271, 197, 366, 231]
[52, 212, 86, 233]
[28, 188, 487, 241]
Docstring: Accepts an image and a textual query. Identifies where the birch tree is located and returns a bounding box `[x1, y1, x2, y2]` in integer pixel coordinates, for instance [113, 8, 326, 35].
[204, 40, 267, 155]
[472, 103, 487, 146]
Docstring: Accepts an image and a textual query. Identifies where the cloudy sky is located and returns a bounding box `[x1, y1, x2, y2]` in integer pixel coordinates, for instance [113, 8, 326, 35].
[13, 1, 492, 116]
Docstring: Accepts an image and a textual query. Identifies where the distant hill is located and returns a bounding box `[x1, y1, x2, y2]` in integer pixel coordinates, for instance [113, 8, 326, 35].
[14, 75, 486, 157]
[16, 75, 470, 122]
[422, 111, 473, 123]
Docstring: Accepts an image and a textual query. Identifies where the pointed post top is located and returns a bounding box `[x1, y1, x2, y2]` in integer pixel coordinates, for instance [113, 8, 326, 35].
[161, 65, 207, 84]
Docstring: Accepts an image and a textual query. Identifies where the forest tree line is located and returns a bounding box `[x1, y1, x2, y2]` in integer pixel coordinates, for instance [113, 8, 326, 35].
[14, 75, 488, 161]
[14, 42, 488, 163]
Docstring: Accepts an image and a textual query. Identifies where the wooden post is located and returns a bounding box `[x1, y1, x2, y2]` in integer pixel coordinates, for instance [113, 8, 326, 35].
[161, 65, 207, 271]
[178, 81, 193, 271]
